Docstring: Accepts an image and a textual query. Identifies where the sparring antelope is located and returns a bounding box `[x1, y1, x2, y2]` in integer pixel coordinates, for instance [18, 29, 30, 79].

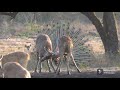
[53, 35, 81, 75]
[34, 34, 55, 73]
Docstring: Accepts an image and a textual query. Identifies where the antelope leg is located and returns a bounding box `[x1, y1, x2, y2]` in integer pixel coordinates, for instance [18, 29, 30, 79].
[70, 54, 81, 73]
[65, 55, 71, 75]
[55, 58, 62, 74]
[39, 60, 43, 73]
[34, 52, 39, 72]
[47, 60, 52, 72]
[49, 59, 56, 72]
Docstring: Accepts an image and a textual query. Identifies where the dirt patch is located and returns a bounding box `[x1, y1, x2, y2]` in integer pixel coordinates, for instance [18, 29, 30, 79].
[30, 70, 120, 78]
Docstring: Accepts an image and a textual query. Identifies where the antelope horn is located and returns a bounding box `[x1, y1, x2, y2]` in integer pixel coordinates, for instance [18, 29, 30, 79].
[44, 47, 48, 53]
[0, 55, 3, 69]
[0, 55, 3, 61]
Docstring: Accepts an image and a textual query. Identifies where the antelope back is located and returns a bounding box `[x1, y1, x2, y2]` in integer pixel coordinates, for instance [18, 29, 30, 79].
[1, 52, 30, 68]
[58, 35, 73, 55]
[35, 34, 52, 57]
[3, 62, 31, 78]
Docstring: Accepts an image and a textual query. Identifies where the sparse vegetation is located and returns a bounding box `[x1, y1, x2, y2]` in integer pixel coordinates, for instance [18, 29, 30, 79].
[0, 12, 120, 78]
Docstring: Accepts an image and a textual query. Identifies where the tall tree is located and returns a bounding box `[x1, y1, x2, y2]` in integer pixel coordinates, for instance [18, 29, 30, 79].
[81, 12, 119, 58]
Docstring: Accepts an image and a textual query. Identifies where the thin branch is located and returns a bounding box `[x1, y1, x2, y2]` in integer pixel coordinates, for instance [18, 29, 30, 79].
[0, 12, 18, 19]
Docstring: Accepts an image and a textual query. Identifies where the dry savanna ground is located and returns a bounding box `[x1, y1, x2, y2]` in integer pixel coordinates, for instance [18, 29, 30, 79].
[0, 37, 120, 78]
[0, 21, 120, 78]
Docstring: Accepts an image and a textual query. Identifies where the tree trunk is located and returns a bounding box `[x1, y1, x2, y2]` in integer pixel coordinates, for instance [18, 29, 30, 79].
[81, 12, 119, 58]
[103, 12, 119, 55]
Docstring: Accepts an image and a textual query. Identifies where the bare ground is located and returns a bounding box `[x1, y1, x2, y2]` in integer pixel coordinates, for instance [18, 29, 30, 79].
[30, 70, 120, 78]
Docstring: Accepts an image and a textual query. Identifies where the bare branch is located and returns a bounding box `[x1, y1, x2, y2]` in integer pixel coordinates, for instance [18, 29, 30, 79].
[0, 12, 18, 19]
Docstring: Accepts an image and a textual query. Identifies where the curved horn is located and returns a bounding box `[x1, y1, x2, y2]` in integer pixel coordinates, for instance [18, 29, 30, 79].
[44, 47, 48, 53]
[0, 55, 3, 69]
[0, 55, 3, 61]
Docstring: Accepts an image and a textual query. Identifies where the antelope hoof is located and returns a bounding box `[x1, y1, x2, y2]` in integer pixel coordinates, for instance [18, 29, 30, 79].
[34, 70, 38, 73]
[57, 72, 60, 75]
[67, 71, 71, 75]
[55, 69, 58, 73]
[77, 69, 81, 73]
[39, 70, 42, 73]
[55, 70, 57, 73]
[56, 71, 60, 75]
[49, 70, 52, 73]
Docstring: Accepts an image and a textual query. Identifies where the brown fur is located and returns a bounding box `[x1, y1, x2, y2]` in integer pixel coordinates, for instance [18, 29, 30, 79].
[0, 52, 30, 68]
[54, 35, 81, 75]
[36, 34, 52, 57]
[35, 34, 55, 73]
[59, 36, 73, 55]
[3, 62, 31, 78]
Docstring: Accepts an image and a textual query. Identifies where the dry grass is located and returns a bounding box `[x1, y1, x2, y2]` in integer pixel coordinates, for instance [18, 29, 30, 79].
[0, 20, 120, 72]
[0, 38, 34, 55]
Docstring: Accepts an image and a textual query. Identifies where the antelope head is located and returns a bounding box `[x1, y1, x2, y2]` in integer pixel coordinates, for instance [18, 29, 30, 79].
[40, 47, 60, 64]
[40, 47, 54, 62]
[25, 44, 32, 51]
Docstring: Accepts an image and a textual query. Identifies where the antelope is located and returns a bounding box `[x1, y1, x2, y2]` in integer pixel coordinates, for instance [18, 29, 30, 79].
[25, 44, 32, 51]
[34, 34, 55, 73]
[24, 43, 36, 61]
[2, 62, 31, 78]
[53, 35, 81, 75]
[0, 52, 30, 69]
